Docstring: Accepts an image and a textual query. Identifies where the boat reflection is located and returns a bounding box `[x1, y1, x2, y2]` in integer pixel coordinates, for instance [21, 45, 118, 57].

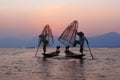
[36, 57, 86, 80]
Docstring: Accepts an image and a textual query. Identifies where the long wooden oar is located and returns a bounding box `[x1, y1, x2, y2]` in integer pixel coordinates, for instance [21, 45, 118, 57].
[35, 43, 40, 57]
[87, 44, 94, 59]
[35, 47, 39, 57]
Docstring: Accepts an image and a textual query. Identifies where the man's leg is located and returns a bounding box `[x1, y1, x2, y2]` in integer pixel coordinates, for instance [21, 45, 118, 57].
[43, 43, 47, 53]
[73, 40, 79, 47]
[43, 46, 46, 53]
[80, 45, 83, 54]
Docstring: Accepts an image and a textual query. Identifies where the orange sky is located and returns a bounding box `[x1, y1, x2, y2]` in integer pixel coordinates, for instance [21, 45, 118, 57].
[0, 0, 120, 39]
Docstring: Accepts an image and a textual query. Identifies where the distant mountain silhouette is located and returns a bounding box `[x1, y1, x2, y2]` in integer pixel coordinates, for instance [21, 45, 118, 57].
[87, 32, 120, 48]
[0, 32, 120, 48]
[26, 32, 120, 48]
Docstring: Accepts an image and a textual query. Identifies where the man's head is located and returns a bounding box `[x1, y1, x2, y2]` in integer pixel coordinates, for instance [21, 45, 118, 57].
[39, 35, 45, 38]
[77, 32, 84, 36]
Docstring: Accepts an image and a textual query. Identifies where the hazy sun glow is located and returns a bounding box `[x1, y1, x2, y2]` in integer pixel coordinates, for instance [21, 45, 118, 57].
[0, 0, 120, 38]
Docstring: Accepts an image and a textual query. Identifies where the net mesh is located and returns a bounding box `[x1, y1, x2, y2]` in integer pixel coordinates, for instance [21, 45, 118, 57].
[40, 24, 54, 46]
[58, 20, 78, 46]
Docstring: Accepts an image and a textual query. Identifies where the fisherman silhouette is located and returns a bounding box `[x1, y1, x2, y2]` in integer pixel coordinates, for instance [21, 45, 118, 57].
[73, 32, 89, 54]
[38, 34, 49, 54]
[64, 46, 74, 56]
[56, 46, 60, 53]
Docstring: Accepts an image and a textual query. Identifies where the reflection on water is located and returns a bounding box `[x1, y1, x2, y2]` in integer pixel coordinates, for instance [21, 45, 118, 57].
[0, 48, 120, 80]
[36, 57, 86, 80]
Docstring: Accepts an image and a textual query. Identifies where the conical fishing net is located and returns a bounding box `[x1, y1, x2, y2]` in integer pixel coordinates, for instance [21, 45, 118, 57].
[40, 24, 54, 46]
[58, 20, 78, 46]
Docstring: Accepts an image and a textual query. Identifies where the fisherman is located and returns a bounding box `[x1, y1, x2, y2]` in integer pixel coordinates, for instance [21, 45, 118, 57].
[64, 46, 74, 56]
[73, 32, 89, 54]
[38, 34, 49, 54]
[56, 46, 60, 53]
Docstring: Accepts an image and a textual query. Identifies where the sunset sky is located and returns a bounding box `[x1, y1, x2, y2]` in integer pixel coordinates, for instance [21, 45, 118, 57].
[0, 0, 120, 39]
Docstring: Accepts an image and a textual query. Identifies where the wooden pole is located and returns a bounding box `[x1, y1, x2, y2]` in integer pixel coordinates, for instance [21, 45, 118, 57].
[35, 47, 39, 57]
[87, 44, 94, 59]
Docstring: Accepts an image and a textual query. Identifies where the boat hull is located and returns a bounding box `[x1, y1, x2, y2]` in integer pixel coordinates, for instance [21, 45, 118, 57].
[42, 51, 60, 58]
[65, 54, 86, 59]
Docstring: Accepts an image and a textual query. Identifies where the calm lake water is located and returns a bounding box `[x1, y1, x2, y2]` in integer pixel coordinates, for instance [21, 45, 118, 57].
[0, 48, 120, 80]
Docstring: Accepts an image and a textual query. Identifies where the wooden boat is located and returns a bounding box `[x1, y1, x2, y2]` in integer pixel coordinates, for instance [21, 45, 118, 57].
[64, 48, 86, 59]
[42, 46, 60, 58]
[65, 53, 86, 59]
[42, 51, 60, 58]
